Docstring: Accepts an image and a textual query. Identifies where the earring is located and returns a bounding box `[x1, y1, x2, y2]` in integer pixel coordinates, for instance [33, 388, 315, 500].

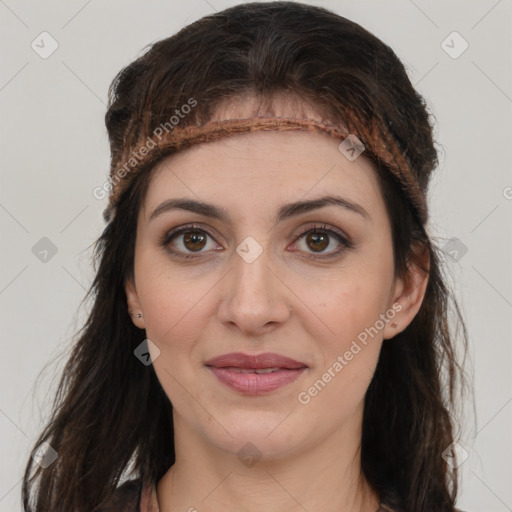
[129, 311, 143, 319]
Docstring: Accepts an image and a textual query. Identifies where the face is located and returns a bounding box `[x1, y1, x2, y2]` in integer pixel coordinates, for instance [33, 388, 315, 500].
[125, 127, 417, 461]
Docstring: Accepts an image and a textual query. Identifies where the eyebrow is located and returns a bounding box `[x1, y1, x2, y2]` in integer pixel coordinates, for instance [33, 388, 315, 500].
[148, 195, 371, 224]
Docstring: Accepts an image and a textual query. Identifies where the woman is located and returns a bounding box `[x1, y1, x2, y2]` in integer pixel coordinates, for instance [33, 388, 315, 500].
[22, 2, 469, 511]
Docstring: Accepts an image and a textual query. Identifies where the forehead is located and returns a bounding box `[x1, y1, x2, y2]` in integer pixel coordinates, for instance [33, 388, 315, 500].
[143, 129, 383, 215]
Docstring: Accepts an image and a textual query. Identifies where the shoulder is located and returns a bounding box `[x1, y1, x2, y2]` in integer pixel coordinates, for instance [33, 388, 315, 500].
[93, 479, 143, 512]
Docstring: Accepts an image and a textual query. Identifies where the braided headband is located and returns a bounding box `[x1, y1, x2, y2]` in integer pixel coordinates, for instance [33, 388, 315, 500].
[104, 116, 427, 225]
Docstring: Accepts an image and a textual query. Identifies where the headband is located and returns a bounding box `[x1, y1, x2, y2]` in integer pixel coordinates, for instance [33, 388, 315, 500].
[104, 116, 427, 225]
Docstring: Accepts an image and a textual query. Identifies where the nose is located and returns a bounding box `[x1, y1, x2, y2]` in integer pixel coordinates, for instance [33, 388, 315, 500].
[216, 243, 291, 337]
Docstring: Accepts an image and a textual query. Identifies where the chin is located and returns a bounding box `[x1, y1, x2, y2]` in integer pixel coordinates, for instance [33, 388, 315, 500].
[200, 409, 310, 461]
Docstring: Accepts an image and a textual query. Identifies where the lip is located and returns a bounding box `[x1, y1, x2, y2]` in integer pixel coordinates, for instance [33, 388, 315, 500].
[205, 352, 308, 395]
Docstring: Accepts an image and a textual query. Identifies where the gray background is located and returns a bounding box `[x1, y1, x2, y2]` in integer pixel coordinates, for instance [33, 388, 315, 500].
[1, 1, 511, 510]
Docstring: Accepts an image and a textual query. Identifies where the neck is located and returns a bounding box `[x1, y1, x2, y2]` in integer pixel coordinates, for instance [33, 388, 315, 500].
[157, 408, 380, 512]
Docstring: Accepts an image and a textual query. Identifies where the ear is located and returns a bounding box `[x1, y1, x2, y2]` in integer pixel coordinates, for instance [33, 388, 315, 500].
[383, 244, 430, 340]
[125, 278, 145, 329]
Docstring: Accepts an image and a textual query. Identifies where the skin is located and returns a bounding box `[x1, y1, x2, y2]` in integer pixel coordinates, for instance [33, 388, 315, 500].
[125, 107, 429, 511]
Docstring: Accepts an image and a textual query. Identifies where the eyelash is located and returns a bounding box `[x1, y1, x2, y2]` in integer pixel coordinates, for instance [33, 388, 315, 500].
[160, 223, 353, 260]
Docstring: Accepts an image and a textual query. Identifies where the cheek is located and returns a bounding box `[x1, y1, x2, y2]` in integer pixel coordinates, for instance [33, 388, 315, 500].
[141, 277, 211, 347]
[318, 268, 393, 343]
[133, 242, 215, 342]
[297, 280, 386, 426]
[137, 268, 213, 409]
[318, 290, 384, 386]
[304, 254, 393, 401]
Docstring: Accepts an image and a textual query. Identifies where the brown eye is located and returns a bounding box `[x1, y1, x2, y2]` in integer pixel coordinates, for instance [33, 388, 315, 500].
[294, 225, 351, 259]
[162, 225, 219, 258]
[306, 231, 329, 252]
[183, 231, 207, 251]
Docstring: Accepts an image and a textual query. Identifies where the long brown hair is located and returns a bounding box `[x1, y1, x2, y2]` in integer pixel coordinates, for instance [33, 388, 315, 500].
[22, 2, 469, 511]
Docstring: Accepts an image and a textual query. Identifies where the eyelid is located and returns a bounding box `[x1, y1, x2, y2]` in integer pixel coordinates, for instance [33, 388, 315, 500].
[294, 223, 351, 244]
[161, 223, 218, 244]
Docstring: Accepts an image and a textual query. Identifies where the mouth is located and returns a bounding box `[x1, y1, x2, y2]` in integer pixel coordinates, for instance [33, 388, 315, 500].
[205, 352, 308, 395]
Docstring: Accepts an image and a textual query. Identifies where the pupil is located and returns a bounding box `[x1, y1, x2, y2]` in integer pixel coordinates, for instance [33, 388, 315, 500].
[307, 232, 328, 252]
[184, 232, 206, 251]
